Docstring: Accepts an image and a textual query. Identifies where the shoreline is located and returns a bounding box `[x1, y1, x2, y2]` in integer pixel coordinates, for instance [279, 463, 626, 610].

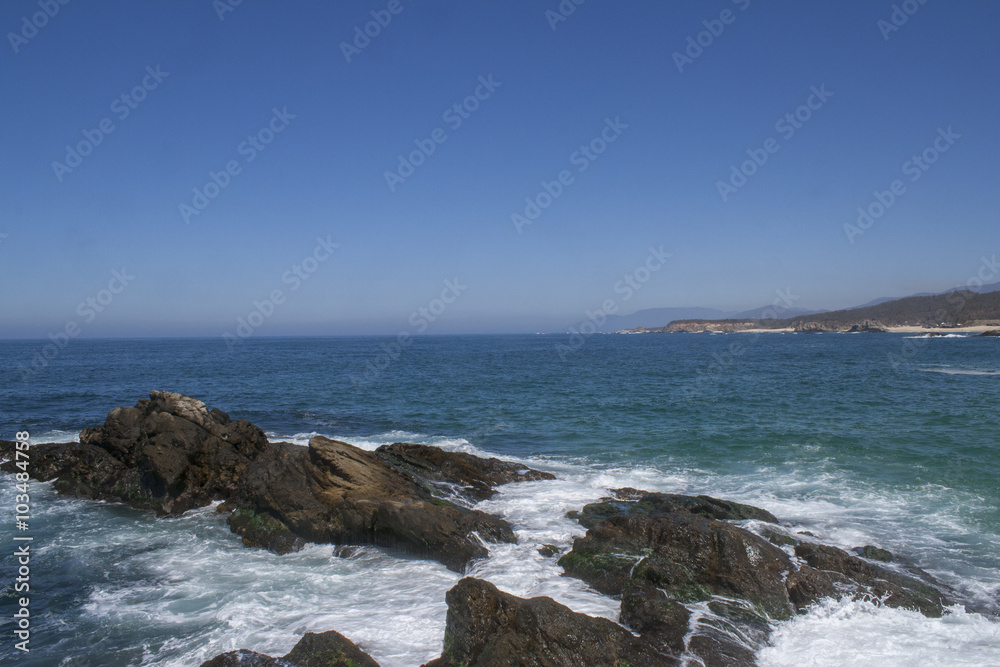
[646, 325, 1000, 334]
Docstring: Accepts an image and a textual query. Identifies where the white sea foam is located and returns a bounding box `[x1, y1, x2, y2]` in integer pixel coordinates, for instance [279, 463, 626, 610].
[758, 598, 1000, 667]
[918, 368, 1000, 376]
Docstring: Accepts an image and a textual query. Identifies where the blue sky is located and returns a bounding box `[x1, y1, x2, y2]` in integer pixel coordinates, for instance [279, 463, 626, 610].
[1, 0, 998, 337]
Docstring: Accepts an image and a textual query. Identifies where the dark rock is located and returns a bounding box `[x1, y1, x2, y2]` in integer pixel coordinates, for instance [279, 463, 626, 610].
[537, 544, 560, 557]
[761, 528, 797, 547]
[855, 545, 893, 562]
[619, 582, 690, 653]
[376, 442, 554, 502]
[560, 509, 795, 620]
[978, 329, 1000, 337]
[794, 542, 949, 616]
[793, 321, 837, 333]
[10, 393, 525, 572]
[201, 630, 380, 667]
[567, 491, 778, 530]
[230, 436, 517, 572]
[422, 578, 678, 667]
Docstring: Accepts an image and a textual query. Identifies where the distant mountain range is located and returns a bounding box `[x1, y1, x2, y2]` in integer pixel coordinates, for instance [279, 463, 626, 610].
[586, 282, 1000, 333]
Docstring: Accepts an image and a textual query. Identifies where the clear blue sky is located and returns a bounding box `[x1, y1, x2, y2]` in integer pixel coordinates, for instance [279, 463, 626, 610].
[1, 0, 998, 337]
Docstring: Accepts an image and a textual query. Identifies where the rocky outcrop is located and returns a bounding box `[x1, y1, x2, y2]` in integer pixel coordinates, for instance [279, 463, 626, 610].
[846, 320, 888, 333]
[422, 578, 678, 667]
[227, 436, 517, 571]
[558, 489, 954, 664]
[978, 329, 1000, 337]
[792, 321, 837, 333]
[4, 392, 559, 572]
[201, 629, 380, 667]
[375, 442, 555, 502]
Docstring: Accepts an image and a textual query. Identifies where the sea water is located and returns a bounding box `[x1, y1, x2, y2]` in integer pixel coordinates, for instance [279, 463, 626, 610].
[1, 334, 998, 666]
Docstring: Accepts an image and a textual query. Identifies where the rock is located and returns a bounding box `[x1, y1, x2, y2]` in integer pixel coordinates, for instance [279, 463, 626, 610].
[793, 542, 949, 616]
[847, 320, 888, 333]
[537, 544, 560, 557]
[619, 582, 690, 653]
[793, 321, 836, 333]
[978, 329, 1000, 337]
[9, 393, 527, 572]
[230, 436, 517, 572]
[376, 442, 554, 502]
[560, 509, 795, 620]
[761, 528, 797, 547]
[3, 391, 268, 515]
[422, 578, 677, 667]
[201, 629, 380, 667]
[854, 545, 893, 562]
[567, 491, 778, 530]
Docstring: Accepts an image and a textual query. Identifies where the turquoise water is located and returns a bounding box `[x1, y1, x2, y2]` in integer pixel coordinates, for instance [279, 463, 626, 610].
[1, 334, 998, 665]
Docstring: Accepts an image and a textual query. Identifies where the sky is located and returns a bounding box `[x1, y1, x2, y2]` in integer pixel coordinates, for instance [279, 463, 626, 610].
[1, 0, 998, 338]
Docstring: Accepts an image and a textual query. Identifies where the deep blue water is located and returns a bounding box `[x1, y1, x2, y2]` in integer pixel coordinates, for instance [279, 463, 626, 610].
[1, 333, 998, 666]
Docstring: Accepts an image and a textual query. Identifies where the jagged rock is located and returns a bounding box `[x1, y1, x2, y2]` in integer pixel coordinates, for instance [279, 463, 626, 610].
[5, 391, 268, 515]
[7, 393, 530, 572]
[201, 629, 380, 666]
[560, 508, 795, 620]
[619, 582, 690, 653]
[793, 542, 948, 617]
[793, 321, 836, 333]
[230, 436, 517, 571]
[422, 578, 678, 667]
[375, 442, 555, 502]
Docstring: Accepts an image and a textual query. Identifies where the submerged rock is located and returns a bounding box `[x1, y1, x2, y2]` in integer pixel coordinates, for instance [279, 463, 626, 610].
[201, 629, 380, 667]
[422, 578, 678, 667]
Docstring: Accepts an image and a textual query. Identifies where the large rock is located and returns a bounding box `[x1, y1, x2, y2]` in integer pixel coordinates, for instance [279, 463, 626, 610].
[846, 320, 888, 333]
[229, 436, 517, 571]
[422, 578, 678, 667]
[201, 629, 380, 666]
[7, 393, 535, 572]
[376, 442, 555, 502]
[4, 391, 268, 515]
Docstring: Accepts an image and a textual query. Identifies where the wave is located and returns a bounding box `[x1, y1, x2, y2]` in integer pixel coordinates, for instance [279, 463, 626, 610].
[919, 368, 1000, 376]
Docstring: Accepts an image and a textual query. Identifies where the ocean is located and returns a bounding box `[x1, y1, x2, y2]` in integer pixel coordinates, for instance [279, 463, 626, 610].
[1, 333, 998, 666]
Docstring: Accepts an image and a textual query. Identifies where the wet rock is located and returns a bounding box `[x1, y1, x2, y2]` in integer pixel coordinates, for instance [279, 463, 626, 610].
[793, 542, 949, 616]
[560, 509, 795, 620]
[537, 544, 560, 557]
[854, 545, 893, 562]
[201, 629, 380, 666]
[376, 442, 554, 502]
[230, 436, 517, 572]
[567, 491, 778, 530]
[422, 577, 678, 667]
[977, 329, 1000, 337]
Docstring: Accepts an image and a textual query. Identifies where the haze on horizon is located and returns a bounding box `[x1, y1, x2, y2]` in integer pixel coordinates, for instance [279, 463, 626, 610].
[1, 0, 998, 339]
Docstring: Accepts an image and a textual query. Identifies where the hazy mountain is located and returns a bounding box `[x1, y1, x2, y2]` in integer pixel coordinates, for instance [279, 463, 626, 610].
[593, 307, 734, 332]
